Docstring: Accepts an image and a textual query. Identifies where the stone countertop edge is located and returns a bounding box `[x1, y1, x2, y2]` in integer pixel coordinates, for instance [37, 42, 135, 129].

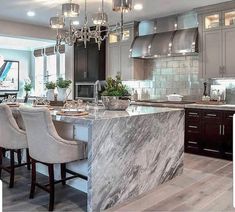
[132, 102, 235, 111]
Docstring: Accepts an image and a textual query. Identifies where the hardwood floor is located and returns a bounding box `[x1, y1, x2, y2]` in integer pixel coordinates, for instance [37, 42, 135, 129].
[1, 158, 87, 211]
[2, 154, 234, 212]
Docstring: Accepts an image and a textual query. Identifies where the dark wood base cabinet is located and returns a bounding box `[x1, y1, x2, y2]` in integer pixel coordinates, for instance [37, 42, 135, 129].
[185, 109, 233, 160]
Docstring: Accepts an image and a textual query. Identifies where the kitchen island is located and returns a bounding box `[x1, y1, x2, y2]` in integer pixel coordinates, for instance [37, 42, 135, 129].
[13, 105, 185, 211]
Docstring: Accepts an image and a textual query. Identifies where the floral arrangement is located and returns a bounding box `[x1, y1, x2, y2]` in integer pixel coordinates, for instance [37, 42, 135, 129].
[45, 81, 56, 90]
[56, 78, 72, 89]
[101, 75, 130, 97]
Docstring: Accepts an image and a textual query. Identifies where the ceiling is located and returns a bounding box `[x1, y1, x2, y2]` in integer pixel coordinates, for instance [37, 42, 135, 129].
[0, 36, 55, 51]
[0, 0, 231, 27]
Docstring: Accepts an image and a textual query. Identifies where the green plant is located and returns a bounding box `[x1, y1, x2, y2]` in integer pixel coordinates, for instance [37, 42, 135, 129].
[24, 82, 32, 92]
[45, 81, 56, 90]
[56, 78, 72, 89]
[101, 75, 130, 97]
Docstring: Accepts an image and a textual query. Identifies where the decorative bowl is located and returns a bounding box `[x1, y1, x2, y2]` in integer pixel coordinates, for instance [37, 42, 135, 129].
[101, 96, 130, 111]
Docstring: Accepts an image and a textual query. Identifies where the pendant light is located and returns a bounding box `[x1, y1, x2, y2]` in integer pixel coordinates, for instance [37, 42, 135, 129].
[50, 16, 65, 29]
[112, 0, 132, 13]
[92, 0, 108, 26]
[62, 0, 80, 17]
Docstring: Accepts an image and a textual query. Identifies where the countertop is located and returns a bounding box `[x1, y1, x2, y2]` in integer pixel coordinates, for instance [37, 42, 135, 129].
[53, 105, 183, 123]
[132, 101, 235, 111]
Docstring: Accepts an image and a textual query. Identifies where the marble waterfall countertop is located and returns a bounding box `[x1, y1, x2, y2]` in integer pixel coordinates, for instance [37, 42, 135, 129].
[11, 104, 185, 212]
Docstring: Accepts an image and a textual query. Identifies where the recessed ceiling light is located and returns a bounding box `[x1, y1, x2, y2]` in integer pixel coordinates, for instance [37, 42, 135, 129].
[134, 4, 143, 11]
[72, 20, 79, 26]
[27, 11, 35, 17]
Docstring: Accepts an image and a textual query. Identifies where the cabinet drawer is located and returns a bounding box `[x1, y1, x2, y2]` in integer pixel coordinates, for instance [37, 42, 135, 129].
[186, 123, 201, 133]
[224, 111, 235, 120]
[186, 109, 202, 118]
[185, 133, 201, 148]
[203, 110, 222, 119]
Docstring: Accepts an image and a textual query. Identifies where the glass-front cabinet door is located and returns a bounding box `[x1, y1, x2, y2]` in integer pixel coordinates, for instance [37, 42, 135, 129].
[224, 10, 235, 27]
[204, 13, 220, 30]
[109, 28, 132, 44]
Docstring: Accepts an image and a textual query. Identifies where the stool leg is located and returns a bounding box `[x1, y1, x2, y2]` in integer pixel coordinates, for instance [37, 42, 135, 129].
[17, 149, 22, 165]
[61, 163, 66, 186]
[2, 148, 6, 158]
[26, 149, 30, 170]
[48, 164, 55, 211]
[0, 147, 2, 178]
[9, 150, 15, 188]
[29, 159, 36, 199]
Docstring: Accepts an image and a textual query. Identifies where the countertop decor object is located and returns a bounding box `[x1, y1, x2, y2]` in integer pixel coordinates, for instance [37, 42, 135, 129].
[101, 75, 131, 110]
[167, 94, 183, 102]
[45, 81, 56, 101]
[56, 78, 72, 102]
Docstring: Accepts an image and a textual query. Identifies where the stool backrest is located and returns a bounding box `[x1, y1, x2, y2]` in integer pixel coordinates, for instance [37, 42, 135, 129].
[19, 107, 63, 162]
[0, 104, 25, 148]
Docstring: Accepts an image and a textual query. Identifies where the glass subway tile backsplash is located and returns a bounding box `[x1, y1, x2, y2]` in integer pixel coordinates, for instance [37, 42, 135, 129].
[124, 55, 203, 100]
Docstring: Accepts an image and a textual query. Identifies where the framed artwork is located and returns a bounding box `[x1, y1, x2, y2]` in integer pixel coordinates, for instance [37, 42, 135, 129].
[0, 60, 19, 91]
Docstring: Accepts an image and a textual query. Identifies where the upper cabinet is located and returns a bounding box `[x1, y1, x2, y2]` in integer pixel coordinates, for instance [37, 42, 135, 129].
[198, 2, 235, 79]
[106, 24, 145, 81]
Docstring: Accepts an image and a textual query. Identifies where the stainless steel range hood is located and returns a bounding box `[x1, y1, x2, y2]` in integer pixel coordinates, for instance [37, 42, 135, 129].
[130, 12, 199, 58]
[171, 28, 198, 56]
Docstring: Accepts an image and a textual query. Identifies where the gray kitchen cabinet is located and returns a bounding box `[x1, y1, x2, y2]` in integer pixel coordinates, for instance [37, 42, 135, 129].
[203, 30, 222, 78]
[106, 23, 145, 80]
[108, 44, 121, 78]
[197, 2, 235, 78]
[222, 27, 235, 77]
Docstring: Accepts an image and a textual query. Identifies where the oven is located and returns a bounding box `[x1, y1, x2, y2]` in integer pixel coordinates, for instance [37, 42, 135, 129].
[75, 81, 105, 102]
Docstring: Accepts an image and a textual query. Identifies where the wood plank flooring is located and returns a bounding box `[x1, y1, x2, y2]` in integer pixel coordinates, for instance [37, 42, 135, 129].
[2, 153, 234, 212]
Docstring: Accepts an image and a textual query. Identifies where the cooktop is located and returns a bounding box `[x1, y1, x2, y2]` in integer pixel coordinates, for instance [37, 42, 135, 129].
[136, 100, 195, 104]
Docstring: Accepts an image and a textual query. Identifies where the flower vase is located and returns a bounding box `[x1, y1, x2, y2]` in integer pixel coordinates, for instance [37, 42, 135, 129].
[46, 89, 55, 101]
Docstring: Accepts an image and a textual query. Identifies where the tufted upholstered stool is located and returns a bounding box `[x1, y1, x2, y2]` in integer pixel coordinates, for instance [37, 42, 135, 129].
[0, 104, 30, 188]
[19, 106, 87, 211]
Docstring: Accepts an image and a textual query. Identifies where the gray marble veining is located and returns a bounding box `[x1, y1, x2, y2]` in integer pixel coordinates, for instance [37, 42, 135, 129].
[87, 108, 184, 211]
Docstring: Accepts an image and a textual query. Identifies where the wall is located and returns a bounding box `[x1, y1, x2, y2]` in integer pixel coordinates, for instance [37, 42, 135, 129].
[0, 48, 32, 97]
[124, 55, 204, 100]
[0, 19, 56, 41]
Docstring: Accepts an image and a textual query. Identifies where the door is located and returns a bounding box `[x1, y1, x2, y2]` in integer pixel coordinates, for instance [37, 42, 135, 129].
[74, 44, 87, 82]
[87, 42, 100, 81]
[203, 30, 222, 78]
[222, 27, 235, 76]
[223, 112, 234, 159]
[201, 111, 223, 154]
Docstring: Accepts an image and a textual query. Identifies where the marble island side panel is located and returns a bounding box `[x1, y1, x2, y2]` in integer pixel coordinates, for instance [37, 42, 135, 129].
[88, 109, 185, 211]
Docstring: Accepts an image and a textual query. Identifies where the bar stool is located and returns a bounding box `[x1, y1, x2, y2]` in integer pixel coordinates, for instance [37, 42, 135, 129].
[0, 104, 30, 188]
[19, 106, 87, 211]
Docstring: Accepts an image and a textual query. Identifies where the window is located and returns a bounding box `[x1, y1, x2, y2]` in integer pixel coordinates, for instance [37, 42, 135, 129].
[34, 51, 65, 96]
[59, 53, 65, 79]
[34, 57, 44, 96]
[46, 55, 57, 82]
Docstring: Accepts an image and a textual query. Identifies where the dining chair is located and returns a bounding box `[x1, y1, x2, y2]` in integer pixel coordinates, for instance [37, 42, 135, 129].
[19, 106, 87, 211]
[0, 104, 30, 188]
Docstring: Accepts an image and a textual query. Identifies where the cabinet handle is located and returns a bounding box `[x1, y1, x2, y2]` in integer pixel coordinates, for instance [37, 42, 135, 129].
[189, 112, 198, 115]
[189, 125, 198, 129]
[219, 66, 223, 75]
[206, 114, 217, 117]
[229, 115, 233, 118]
[219, 125, 222, 135]
[223, 125, 225, 135]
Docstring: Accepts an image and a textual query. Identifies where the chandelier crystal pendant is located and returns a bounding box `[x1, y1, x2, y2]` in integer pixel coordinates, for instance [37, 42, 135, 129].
[62, 0, 80, 17]
[49, 0, 132, 50]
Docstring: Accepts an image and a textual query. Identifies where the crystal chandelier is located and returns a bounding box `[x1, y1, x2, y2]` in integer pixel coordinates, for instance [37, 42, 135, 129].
[50, 0, 132, 50]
